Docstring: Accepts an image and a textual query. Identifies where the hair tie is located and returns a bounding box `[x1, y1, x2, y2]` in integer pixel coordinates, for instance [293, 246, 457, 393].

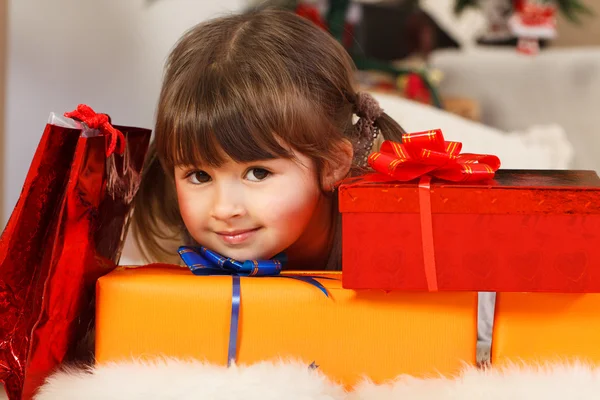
[353, 92, 384, 121]
[352, 92, 383, 168]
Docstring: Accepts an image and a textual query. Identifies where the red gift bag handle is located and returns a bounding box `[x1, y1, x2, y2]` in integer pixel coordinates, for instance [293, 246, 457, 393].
[64, 104, 125, 157]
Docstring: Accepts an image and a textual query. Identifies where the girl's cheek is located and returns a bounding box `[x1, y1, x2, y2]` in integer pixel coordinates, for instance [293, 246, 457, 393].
[260, 188, 319, 221]
[178, 198, 196, 228]
[176, 185, 209, 225]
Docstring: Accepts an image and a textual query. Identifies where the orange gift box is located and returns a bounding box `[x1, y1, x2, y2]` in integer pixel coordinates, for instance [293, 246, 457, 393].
[492, 292, 600, 365]
[96, 265, 477, 386]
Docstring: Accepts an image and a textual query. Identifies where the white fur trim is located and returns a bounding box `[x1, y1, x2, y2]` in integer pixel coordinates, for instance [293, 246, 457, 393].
[34, 359, 346, 400]
[351, 361, 600, 399]
[35, 359, 600, 399]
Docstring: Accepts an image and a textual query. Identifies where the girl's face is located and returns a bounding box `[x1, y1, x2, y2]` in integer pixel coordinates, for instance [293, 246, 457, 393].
[174, 148, 324, 261]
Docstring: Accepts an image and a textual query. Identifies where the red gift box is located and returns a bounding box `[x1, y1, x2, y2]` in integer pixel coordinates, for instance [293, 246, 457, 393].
[339, 133, 600, 292]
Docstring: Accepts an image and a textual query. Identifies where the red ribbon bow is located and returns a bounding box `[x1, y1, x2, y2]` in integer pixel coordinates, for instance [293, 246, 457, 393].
[64, 104, 126, 157]
[366, 129, 500, 291]
[368, 129, 501, 182]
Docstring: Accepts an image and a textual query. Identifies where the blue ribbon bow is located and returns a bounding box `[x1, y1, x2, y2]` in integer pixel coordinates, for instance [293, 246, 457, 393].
[178, 246, 330, 366]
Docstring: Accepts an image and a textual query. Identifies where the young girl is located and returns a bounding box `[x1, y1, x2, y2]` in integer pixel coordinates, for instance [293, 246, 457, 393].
[131, 8, 405, 270]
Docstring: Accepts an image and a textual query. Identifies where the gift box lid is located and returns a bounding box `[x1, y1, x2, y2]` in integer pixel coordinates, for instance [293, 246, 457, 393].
[339, 170, 600, 214]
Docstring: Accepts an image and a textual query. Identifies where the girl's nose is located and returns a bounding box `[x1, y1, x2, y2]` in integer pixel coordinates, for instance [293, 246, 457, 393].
[210, 181, 247, 221]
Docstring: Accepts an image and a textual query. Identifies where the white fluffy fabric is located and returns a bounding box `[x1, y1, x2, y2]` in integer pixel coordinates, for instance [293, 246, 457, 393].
[351, 362, 600, 399]
[34, 359, 600, 400]
[34, 359, 345, 400]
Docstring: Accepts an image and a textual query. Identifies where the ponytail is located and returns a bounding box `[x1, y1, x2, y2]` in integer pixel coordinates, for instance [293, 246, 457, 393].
[376, 112, 406, 143]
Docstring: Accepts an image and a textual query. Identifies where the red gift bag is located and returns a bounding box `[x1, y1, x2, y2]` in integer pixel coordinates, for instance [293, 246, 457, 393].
[0, 105, 151, 399]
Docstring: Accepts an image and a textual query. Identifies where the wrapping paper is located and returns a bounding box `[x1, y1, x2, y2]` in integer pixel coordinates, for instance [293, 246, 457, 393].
[95, 265, 477, 387]
[492, 292, 600, 364]
[339, 169, 600, 292]
[0, 110, 151, 399]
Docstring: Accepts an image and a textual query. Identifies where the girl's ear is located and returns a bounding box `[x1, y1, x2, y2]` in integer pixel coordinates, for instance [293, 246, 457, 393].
[321, 139, 354, 191]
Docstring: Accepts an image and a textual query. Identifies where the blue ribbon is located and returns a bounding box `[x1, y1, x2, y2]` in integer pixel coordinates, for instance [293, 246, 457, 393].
[178, 246, 330, 366]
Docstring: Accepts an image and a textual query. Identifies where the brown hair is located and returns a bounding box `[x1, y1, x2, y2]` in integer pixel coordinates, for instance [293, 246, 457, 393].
[132, 8, 405, 263]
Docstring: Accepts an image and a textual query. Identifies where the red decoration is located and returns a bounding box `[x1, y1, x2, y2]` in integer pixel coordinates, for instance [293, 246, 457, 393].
[295, 3, 327, 31]
[0, 106, 151, 399]
[509, 2, 557, 55]
[339, 130, 600, 293]
[513, 0, 526, 12]
[520, 3, 556, 26]
[403, 74, 432, 104]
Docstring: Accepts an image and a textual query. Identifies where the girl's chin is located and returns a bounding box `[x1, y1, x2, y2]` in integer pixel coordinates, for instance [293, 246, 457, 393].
[193, 235, 286, 261]
[215, 247, 283, 262]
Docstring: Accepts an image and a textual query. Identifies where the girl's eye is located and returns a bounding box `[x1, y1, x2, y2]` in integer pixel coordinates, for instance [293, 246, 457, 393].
[245, 168, 271, 182]
[187, 170, 211, 184]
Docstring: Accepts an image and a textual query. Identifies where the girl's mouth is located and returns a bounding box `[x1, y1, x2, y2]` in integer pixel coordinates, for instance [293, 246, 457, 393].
[215, 228, 261, 245]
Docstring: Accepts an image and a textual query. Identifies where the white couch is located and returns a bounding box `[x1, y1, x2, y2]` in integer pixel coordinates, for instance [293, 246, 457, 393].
[371, 92, 574, 171]
[430, 47, 600, 173]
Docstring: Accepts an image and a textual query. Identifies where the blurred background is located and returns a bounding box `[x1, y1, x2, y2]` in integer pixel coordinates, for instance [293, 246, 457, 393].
[0, 1, 599, 396]
[0, 0, 599, 227]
